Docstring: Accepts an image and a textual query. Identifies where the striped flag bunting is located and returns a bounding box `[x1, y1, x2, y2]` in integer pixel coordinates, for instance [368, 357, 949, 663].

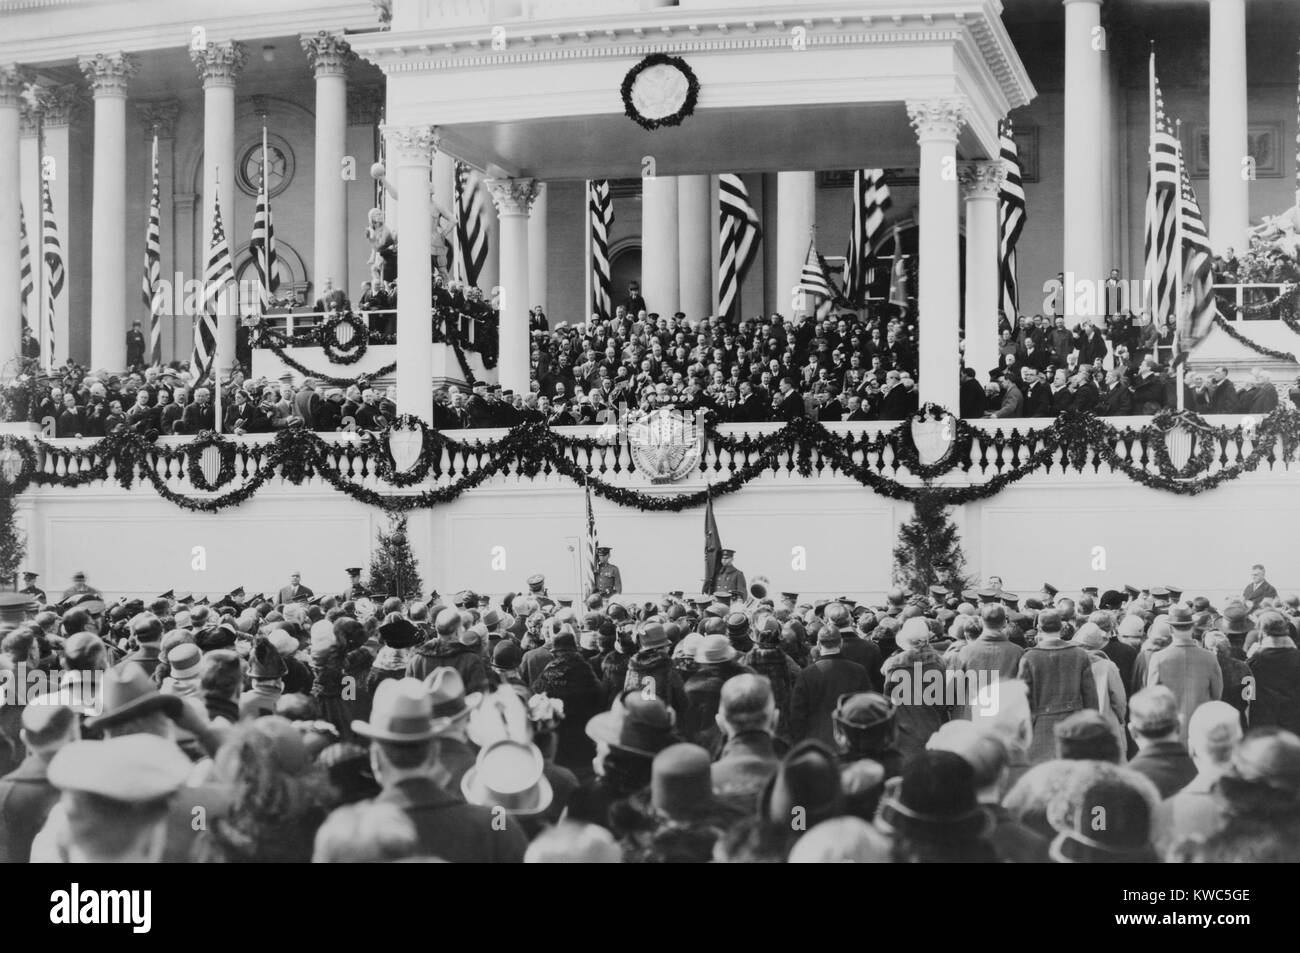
[249, 127, 279, 315]
[1144, 54, 1180, 335]
[195, 184, 235, 381]
[589, 179, 615, 320]
[718, 173, 761, 320]
[41, 178, 63, 365]
[19, 205, 33, 340]
[798, 238, 835, 318]
[1177, 158, 1215, 350]
[998, 119, 1026, 323]
[143, 134, 164, 364]
[843, 169, 890, 304]
[453, 160, 489, 288]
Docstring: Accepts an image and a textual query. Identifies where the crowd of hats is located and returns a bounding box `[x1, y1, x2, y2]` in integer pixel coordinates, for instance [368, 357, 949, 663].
[2, 562, 1298, 864]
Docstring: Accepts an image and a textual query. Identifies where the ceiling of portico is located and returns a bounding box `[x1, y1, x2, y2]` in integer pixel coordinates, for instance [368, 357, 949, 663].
[434, 101, 981, 181]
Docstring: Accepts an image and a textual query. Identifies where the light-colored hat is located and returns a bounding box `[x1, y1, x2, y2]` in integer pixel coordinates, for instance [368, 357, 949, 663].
[48, 735, 192, 803]
[351, 677, 437, 742]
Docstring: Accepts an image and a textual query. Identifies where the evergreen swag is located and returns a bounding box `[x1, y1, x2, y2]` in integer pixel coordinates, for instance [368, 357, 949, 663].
[368, 513, 423, 601]
[0, 479, 26, 590]
[892, 491, 972, 598]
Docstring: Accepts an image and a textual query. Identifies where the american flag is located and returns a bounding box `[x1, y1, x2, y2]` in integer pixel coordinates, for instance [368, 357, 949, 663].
[19, 205, 33, 340]
[42, 178, 63, 364]
[998, 119, 1026, 324]
[1144, 55, 1180, 334]
[1177, 160, 1215, 350]
[583, 476, 600, 598]
[249, 127, 278, 315]
[453, 161, 488, 289]
[589, 180, 614, 320]
[843, 169, 890, 304]
[888, 227, 910, 314]
[718, 173, 761, 320]
[143, 134, 164, 363]
[195, 185, 235, 381]
[798, 238, 835, 318]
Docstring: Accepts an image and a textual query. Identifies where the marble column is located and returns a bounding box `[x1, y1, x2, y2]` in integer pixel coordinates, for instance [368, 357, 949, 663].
[0, 66, 22, 368]
[527, 181, 548, 312]
[1207, 0, 1250, 257]
[301, 32, 355, 297]
[908, 97, 966, 411]
[641, 174, 679, 317]
[960, 161, 1005, 385]
[1062, 0, 1105, 326]
[79, 52, 137, 370]
[677, 174, 712, 321]
[190, 40, 246, 375]
[384, 124, 436, 419]
[776, 171, 816, 317]
[486, 177, 541, 396]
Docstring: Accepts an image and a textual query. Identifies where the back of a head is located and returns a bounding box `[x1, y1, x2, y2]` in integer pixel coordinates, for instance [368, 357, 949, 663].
[926, 720, 1009, 791]
[1055, 710, 1121, 762]
[435, 607, 462, 639]
[1188, 701, 1242, 766]
[788, 817, 891, 863]
[970, 678, 1031, 759]
[524, 821, 622, 863]
[719, 674, 774, 733]
[200, 649, 243, 697]
[62, 633, 107, 672]
[132, 612, 163, 644]
[817, 627, 843, 652]
[63, 789, 171, 862]
[1129, 685, 1180, 739]
[312, 802, 420, 863]
[981, 604, 1007, 629]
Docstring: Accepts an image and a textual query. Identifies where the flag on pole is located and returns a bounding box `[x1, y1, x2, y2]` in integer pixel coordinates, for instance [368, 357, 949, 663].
[1144, 54, 1180, 335]
[798, 238, 835, 318]
[888, 227, 909, 314]
[196, 182, 235, 382]
[249, 126, 279, 316]
[19, 205, 33, 340]
[1177, 156, 1216, 350]
[703, 488, 723, 595]
[998, 119, 1026, 323]
[143, 134, 164, 364]
[583, 476, 600, 599]
[843, 169, 891, 304]
[589, 179, 615, 320]
[453, 161, 489, 288]
[41, 178, 63, 365]
[718, 173, 761, 320]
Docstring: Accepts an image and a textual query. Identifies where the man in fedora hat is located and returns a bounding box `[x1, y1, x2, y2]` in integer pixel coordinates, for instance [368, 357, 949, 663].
[357, 678, 527, 862]
[1146, 605, 1223, 746]
[112, 612, 165, 679]
[0, 700, 78, 863]
[417, 667, 484, 795]
[594, 547, 622, 596]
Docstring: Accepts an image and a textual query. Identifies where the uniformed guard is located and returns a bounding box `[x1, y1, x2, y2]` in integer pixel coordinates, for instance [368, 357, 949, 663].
[526, 574, 555, 611]
[594, 547, 623, 596]
[712, 549, 747, 603]
[19, 571, 46, 603]
[343, 567, 371, 601]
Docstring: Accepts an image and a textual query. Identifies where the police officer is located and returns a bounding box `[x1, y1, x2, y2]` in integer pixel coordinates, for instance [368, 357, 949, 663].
[19, 572, 46, 603]
[712, 549, 747, 603]
[343, 567, 371, 601]
[525, 574, 555, 611]
[594, 547, 623, 596]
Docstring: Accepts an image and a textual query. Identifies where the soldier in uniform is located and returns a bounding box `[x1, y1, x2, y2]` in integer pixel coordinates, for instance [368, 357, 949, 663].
[526, 574, 555, 611]
[59, 572, 102, 603]
[594, 547, 623, 596]
[343, 567, 371, 601]
[19, 572, 46, 604]
[713, 549, 747, 603]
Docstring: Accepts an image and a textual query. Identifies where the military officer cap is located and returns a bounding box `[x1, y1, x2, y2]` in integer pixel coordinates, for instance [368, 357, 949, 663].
[72, 571, 87, 580]
[1041, 582, 1059, 597]
[720, 549, 736, 558]
[48, 735, 192, 803]
[596, 547, 611, 556]
[669, 590, 683, 599]
[976, 588, 1001, 604]
[22, 571, 38, 579]
[1000, 592, 1020, 608]
[157, 589, 174, 601]
[711, 590, 732, 603]
[0, 592, 37, 623]
[1081, 586, 1100, 597]
[176, 592, 193, 605]
[781, 591, 799, 602]
[961, 589, 979, 603]
[813, 599, 831, 617]
[345, 567, 363, 576]
[690, 595, 713, 608]
[1099, 589, 1125, 611]
[558, 598, 574, 608]
[1165, 585, 1183, 600]
[527, 574, 546, 592]
[1123, 584, 1140, 599]
[1149, 586, 1170, 600]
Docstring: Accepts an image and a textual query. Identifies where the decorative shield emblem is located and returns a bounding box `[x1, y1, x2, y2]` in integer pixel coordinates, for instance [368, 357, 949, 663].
[910, 413, 955, 467]
[1164, 426, 1194, 471]
[627, 408, 703, 484]
[387, 420, 424, 474]
[199, 444, 223, 486]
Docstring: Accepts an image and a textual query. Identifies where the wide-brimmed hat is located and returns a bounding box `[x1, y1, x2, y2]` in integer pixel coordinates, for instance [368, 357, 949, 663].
[351, 677, 437, 743]
[875, 750, 994, 843]
[585, 693, 676, 759]
[694, 633, 737, 665]
[84, 664, 183, 731]
[1166, 605, 1195, 631]
[423, 667, 483, 729]
[1046, 765, 1157, 862]
[1218, 603, 1252, 636]
[461, 740, 554, 816]
[379, 615, 420, 649]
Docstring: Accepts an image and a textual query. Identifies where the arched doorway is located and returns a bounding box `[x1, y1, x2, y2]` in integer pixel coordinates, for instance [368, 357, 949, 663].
[865, 221, 966, 323]
[610, 241, 641, 310]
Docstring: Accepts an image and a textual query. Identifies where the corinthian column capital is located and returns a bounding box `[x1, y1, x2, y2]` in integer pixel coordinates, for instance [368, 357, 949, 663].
[906, 97, 968, 144]
[190, 40, 248, 89]
[78, 51, 139, 98]
[300, 31, 357, 78]
[485, 177, 541, 217]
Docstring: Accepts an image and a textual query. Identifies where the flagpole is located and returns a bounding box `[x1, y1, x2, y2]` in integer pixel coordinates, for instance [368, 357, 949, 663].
[150, 130, 159, 366]
[36, 110, 49, 373]
[1174, 120, 1186, 412]
[213, 166, 223, 435]
[580, 470, 591, 604]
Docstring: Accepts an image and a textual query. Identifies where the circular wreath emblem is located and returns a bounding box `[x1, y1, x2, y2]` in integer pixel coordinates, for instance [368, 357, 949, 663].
[1149, 412, 1218, 481]
[372, 415, 434, 487]
[621, 53, 700, 131]
[319, 311, 369, 365]
[186, 431, 238, 492]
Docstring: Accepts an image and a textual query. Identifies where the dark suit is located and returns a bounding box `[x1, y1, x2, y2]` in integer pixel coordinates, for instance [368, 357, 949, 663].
[1130, 373, 1166, 414]
[1242, 580, 1278, 611]
[1097, 383, 1132, 416]
[838, 633, 884, 693]
[126, 329, 147, 366]
[1128, 740, 1197, 798]
[789, 655, 871, 746]
[277, 584, 314, 605]
[1205, 379, 1238, 415]
[1076, 330, 1109, 367]
[180, 401, 216, 434]
[1073, 381, 1100, 415]
[0, 755, 61, 863]
[1023, 381, 1053, 417]
[773, 390, 805, 422]
[375, 776, 528, 863]
[959, 377, 987, 419]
